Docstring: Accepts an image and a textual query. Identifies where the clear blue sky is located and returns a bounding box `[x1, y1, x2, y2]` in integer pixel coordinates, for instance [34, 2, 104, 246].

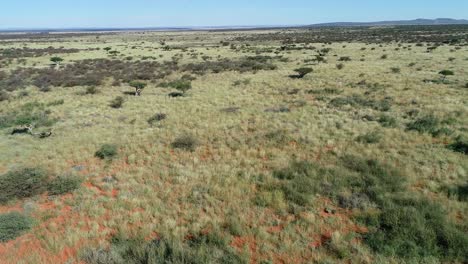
[1, 0, 467, 29]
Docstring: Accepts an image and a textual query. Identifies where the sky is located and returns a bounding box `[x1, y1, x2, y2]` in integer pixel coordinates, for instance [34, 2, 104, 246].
[1, 0, 467, 29]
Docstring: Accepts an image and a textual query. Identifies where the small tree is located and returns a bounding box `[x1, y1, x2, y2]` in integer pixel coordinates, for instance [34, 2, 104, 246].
[104, 47, 112, 53]
[293, 67, 313, 78]
[129, 81, 147, 96]
[50, 57, 63, 69]
[438, 70, 454, 81]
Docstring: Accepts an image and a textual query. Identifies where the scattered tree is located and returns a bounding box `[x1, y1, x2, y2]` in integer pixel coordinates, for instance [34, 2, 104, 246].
[292, 67, 313, 79]
[50, 57, 63, 69]
[438, 70, 454, 81]
[129, 81, 147, 96]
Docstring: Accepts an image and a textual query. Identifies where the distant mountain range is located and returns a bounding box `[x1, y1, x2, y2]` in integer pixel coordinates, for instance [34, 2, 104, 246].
[307, 18, 468, 27]
[1, 18, 468, 33]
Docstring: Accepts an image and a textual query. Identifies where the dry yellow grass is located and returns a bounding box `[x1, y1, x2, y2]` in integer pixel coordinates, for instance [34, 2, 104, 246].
[0, 29, 467, 263]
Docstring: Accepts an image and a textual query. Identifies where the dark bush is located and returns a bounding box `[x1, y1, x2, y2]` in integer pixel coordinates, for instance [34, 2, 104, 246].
[448, 136, 468, 155]
[443, 183, 468, 201]
[0, 167, 48, 204]
[378, 114, 397, 128]
[291, 67, 313, 78]
[336, 63, 344, 70]
[171, 135, 198, 151]
[85, 86, 98, 95]
[338, 56, 351, 62]
[148, 113, 167, 125]
[95, 144, 118, 159]
[406, 115, 440, 135]
[356, 131, 382, 144]
[47, 175, 82, 196]
[109, 96, 124, 109]
[0, 212, 33, 242]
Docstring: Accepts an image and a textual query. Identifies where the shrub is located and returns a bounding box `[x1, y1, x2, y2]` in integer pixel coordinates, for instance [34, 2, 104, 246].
[406, 115, 440, 135]
[46, 99, 64, 106]
[0, 212, 33, 242]
[390, 67, 401, 73]
[0, 102, 56, 129]
[336, 63, 344, 70]
[47, 175, 82, 195]
[95, 144, 118, 160]
[361, 197, 468, 261]
[171, 135, 198, 151]
[443, 183, 468, 201]
[338, 56, 351, 62]
[380, 54, 388, 59]
[161, 80, 192, 94]
[377, 114, 397, 128]
[81, 232, 247, 264]
[356, 131, 382, 144]
[147, 113, 167, 125]
[85, 86, 98, 95]
[0, 167, 48, 204]
[448, 136, 468, 155]
[109, 96, 124, 108]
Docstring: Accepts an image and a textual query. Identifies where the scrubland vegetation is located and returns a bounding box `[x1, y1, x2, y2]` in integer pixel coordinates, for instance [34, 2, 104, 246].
[0, 25, 467, 263]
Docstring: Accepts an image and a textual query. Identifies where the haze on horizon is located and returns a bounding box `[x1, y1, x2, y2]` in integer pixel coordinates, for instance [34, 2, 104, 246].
[1, 0, 467, 29]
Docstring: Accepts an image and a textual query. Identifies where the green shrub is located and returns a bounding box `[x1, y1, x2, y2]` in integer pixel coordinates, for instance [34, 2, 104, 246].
[0, 167, 48, 204]
[110, 96, 124, 109]
[95, 144, 118, 159]
[406, 115, 440, 135]
[0, 102, 56, 129]
[390, 67, 401, 73]
[336, 63, 344, 70]
[81, 232, 247, 264]
[171, 135, 198, 151]
[361, 197, 468, 261]
[356, 131, 382, 144]
[47, 175, 82, 195]
[443, 183, 468, 201]
[0, 212, 33, 242]
[378, 114, 397, 128]
[46, 99, 64, 106]
[85, 86, 98, 95]
[448, 136, 468, 155]
[168, 80, 192, 94]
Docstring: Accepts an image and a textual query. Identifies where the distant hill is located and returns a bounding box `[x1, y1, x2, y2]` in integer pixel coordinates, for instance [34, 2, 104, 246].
[307, 18, 468, 27]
